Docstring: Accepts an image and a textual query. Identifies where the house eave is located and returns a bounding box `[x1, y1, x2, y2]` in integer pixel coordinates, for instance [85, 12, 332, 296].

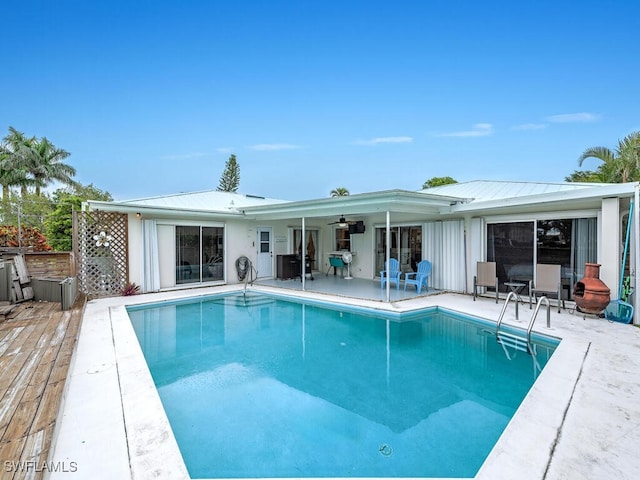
[83, 200, 245, 219]
[242, 189, 467, 220]
[440, 182, 639, 215]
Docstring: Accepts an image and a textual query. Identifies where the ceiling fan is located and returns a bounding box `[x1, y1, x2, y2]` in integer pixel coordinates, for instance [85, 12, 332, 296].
[327, 215, 355, 227]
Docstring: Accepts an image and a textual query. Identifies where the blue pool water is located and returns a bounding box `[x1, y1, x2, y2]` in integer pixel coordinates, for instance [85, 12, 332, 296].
[127, 293, 557, 479]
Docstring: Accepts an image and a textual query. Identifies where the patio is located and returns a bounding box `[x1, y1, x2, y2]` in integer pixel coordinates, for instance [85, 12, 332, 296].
[0, 297, 84, 480]
[254, 272, 438, 302]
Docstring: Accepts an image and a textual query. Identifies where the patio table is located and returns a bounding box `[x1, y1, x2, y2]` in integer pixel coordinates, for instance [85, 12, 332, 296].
[505, 281, 527, 320]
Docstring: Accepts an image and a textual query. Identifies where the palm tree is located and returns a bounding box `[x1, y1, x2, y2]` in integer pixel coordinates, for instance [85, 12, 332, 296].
[1, 127, 76, 197]
[330, 187, 350, 197]
[577, 131, 640, 183]
[29, 137, 76, 195]
[0, 127, 35, 198]
[0, 149, 9, 202]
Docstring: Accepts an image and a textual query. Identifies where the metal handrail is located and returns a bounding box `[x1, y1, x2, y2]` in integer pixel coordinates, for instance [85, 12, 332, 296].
[243, 260, 258, 298]
[495, 291, 518, 340]
[526, 296, 551, 347]
[497, 294, 550, 361]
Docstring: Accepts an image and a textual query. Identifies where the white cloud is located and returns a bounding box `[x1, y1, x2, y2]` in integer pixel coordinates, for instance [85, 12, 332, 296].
[511, 123, 548, 131]
[546, 112, 601, 123]
[247, 143, 300, 151]
[353, 136, 414, 146]
[216, 147, 235, 154]
[160, 152, 207, 160]
[436, 123, 494, 138]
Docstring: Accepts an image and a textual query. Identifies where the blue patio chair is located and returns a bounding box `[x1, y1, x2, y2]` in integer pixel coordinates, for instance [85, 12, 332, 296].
[380, 258, 401, 290]
[326, 256, 345, 277]
[404, 260, 432, 293]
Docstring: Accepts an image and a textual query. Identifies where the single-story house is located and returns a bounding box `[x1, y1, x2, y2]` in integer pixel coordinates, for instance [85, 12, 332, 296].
[84, 180, 639, 324]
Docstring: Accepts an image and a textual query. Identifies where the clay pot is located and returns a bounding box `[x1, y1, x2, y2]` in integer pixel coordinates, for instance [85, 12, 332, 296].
[573, 263, 610, 314]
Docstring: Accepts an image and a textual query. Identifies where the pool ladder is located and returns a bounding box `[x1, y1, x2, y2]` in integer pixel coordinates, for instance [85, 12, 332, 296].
[496, 293, 551, 355]
[243, 259, 258, 298]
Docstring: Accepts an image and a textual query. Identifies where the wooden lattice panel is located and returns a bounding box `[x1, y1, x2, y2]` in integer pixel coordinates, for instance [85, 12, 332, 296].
[75, 211, 128, 298]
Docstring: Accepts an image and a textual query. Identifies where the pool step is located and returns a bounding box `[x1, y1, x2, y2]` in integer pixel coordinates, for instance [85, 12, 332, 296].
[231, 294, 275, 308]
[497, 331, 531, 354]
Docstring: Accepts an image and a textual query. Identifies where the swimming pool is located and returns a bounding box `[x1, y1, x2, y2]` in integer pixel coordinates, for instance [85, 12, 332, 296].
[127, 292, 557, 478]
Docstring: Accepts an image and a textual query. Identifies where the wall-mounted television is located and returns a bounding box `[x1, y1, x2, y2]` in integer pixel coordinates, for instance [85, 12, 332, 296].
[348, 221, 366, 234]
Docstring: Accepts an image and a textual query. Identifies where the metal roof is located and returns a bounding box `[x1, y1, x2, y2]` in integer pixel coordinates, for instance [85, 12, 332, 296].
[420, 180, 614, 202]
[242, 189, 467, 220]
[86, 190, 287, 216]
[433, 180, 638, 215]
[85, 181, 639, 220]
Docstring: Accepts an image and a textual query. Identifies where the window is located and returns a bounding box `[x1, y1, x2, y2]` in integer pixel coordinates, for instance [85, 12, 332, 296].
[335, 227, 350, 251]
[259, 231, 270, 253]
[176, 226, 224, 284]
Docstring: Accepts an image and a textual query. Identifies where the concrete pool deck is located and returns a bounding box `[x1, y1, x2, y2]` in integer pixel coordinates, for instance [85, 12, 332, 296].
[48, 284, 640, 479]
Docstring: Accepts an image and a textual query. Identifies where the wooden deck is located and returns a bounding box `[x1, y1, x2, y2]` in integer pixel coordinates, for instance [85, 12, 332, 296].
[0, 297, 85, 480]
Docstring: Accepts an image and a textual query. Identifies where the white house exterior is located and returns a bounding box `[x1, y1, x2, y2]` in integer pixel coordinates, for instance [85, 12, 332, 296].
[85, 180, 640, 324]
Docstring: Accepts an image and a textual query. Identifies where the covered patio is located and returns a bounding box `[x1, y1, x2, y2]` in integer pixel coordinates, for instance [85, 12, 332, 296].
[242, 189, 466, 302]
[254, 273, 440, 303]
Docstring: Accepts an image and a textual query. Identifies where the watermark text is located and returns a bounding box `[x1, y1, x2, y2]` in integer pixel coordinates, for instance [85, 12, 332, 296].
[4, 460, 78, 473]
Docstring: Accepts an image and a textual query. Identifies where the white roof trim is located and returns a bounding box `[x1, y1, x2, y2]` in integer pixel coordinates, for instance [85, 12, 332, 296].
[84, 200, 246, 218]
[242, 189, 468, 220]
[442, 182, 639, 214]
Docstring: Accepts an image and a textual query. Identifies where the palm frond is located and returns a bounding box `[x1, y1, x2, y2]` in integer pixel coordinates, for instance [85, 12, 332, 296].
[578, 147, 615, 166]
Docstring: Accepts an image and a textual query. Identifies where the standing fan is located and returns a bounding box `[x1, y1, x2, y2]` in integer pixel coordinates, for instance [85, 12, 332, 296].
[342, 252, 353, 280]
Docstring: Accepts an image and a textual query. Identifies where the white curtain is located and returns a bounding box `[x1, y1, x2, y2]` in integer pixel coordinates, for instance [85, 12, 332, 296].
[142, 219, 160, 293]
[571, 217, 597, 283]
[423, 220, 466, 292]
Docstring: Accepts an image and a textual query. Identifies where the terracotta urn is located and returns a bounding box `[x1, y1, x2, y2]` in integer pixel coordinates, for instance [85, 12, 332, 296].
[573, 263, 611, 314]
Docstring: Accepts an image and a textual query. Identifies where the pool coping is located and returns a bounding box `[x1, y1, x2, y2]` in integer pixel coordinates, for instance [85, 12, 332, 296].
[47, 286, 634, 479]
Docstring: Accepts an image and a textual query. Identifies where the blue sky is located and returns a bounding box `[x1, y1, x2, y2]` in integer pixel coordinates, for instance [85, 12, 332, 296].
[2, 0, 639, 201]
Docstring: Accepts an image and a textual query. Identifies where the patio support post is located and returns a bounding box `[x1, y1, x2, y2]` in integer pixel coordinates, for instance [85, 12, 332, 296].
[386, 210, 391, 302]
[302, 216, 306, 291]
[635, 186, 640, 325]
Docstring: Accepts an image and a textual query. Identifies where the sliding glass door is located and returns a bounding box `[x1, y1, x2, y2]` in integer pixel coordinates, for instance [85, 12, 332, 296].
[487, 222, 535, 291]
[293, 229, 319, 271]
[487, 218, 597, 299]
[375, 226, 422, 274]
[176, 225, 224, 285]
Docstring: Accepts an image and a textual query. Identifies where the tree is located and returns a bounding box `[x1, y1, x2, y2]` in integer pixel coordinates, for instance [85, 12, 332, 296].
[572, 131, 640, 183]
[45, 183, 113, 251]
[564, 170, 601, 182]
[217, 154, 240, 192]
[29, 136, 76, 195]
[330, 187, 350, 197]
[0, 127, 35, 198]
[1, 190, 53, 229]
[0, 149, 26, 210]
[0, 126, 77, 197]
[0, 225, 52, 251]
[422, 176, 458, 189]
